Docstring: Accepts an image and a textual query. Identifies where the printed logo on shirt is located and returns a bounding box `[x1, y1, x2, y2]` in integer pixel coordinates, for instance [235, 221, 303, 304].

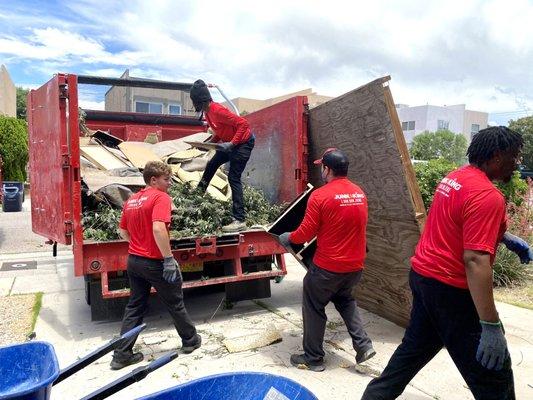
[436, 177, 462, 197]
[335, 193, 365, 207]
[126, 195, 149, 209]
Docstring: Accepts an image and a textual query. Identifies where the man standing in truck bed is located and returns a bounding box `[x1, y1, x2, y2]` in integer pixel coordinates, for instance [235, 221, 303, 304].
[279, 148, 376, 372]
[189, 79, 255, 233]
[111, 161, 201, 370]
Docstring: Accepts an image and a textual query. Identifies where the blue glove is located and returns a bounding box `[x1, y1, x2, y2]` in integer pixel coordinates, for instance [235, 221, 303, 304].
[278, 232, 292, 248]
[502, 232, 533, 264]
[216, 142, 234, 153]
[163, 256, 180, 283]
[476, 320, 508, 371]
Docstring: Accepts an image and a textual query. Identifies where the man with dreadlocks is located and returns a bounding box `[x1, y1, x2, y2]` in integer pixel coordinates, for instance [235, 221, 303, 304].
[362, 126, 531, 400]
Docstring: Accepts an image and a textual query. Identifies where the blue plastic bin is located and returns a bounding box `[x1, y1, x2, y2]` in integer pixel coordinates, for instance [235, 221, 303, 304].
[137, 372, 318, 400]
[0, 341, 59, 400]
[2, 182, 24, 212]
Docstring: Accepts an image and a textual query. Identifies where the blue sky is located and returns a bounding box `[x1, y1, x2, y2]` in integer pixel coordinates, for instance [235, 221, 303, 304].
[1, 0, 532, 125]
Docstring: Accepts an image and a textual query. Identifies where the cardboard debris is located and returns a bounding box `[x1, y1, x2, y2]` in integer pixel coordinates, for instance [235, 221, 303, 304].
[92, 130, 123, 148]
[118, 142, 161, 169]
[166, 148, 204, 164]
[185, 141, 219, 151]
[82, 169, 145, 192]
[223, 324, 282, 353]
[80, 145, 130, 171]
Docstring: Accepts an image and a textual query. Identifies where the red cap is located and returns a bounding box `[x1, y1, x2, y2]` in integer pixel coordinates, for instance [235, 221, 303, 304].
[313, 148, 338, 165]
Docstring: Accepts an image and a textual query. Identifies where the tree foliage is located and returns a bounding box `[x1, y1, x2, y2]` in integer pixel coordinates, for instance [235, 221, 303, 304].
[0, 116, 28, 181]
[16, 87, 29, 120]
[414, 159, 458, 209]
[508, 116, 533, 170]
[410, 130, 468, 164]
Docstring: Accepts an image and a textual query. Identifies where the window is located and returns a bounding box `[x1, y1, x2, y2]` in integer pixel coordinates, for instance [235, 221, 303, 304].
[135, 101, 163, 114]
[471, 124, 480, 134]
[402, 121, 415, 131]
[168, 104, 182, 115]
[437, 120, 449, 130]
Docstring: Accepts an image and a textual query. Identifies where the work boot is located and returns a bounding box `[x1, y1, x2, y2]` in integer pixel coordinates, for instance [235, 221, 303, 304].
[222, 220, 247, 232]
[356, 347, 376, 364]
[181, 333, 202, 354]
[110, 352, 144, 370]
[290, 354, 325, 372]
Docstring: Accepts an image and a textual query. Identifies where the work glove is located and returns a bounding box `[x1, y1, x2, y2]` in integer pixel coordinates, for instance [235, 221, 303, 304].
[163, 256, 181, 283]
[216, 142, 234, 153]
[278, 232, 292, 248]
[476, 320, 508, 371]
[501, 232, 533, 264]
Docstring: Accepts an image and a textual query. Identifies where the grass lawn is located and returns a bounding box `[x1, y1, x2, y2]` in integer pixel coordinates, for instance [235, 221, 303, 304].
[494, 279, 533, 310]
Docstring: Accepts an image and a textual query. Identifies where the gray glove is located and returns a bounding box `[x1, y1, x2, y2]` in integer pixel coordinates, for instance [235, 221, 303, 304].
[476, 320, 508, 371]
[278, 232, 292, 248]
[216, 142, 234, 153]
[163, 256, 180, 283]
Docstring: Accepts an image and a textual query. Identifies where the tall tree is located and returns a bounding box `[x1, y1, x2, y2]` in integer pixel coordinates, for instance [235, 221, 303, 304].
[508, 116, 533, 170]
[410, 130, 468, 164]
[16, 87, 29, 120]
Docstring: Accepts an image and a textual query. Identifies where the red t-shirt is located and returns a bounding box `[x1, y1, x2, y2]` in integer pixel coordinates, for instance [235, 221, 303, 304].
[289, 177, 368, 273]
[119, 187, 172, 259]
[412, 165, 507, 289]
[205, 102, 251, 145]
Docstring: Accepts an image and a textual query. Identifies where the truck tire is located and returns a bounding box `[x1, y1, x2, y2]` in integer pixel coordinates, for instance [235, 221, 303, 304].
[225, 256, 272, 302]
[87, 276, 129, 321]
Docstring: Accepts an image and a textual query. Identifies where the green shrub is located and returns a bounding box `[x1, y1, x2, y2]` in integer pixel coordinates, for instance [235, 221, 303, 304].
[493, 247, 529, 287]
[414, 159, 457, 209]
[496, 171, 528, 206]
[0, 116, 28, 181]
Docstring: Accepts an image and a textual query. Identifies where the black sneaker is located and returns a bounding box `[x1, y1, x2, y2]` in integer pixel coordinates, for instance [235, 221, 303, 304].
[110, 352, 144, 370]
[290, 353, 325, 372]
[356, 347, 376, 364]
[182, 334, 202, 354]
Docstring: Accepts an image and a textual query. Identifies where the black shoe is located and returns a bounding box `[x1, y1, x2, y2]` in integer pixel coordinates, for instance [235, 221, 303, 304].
[290, 353, 325, 372]
[182, 334, 202, 354]
[110, 352, 144, 370]
[356, 347, 376, 364]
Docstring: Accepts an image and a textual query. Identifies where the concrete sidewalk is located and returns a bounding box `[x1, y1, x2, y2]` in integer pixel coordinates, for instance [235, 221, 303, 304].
[1, 250, 530, 399]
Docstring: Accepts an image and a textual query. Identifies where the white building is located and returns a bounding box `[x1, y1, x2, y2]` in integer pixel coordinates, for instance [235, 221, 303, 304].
[396, 104, 488, 145]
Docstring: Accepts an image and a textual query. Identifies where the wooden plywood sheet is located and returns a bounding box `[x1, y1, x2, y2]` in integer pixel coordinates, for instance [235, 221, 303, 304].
[118, 142, 161, 169]
[307, 76, 425, 327]
[80, 145, 130, 171]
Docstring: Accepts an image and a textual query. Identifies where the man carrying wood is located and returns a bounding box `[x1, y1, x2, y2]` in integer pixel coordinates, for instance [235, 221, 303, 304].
[189, 79, 255, 232]
[362, 126, 531, 399]
[279, 148, 376, 372]
[111, 161, 201, 370]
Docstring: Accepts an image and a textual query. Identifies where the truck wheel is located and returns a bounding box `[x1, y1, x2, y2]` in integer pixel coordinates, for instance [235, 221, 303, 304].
[87, 277, 129, 321]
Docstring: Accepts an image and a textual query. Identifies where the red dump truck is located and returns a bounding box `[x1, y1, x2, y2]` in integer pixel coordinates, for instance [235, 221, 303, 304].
[27, 74, 309, 320]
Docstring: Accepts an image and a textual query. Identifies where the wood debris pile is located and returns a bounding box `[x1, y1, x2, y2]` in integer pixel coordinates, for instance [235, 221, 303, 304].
[79, 126, 282, 241]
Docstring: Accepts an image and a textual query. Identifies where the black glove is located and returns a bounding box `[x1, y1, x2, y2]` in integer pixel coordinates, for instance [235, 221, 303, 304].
[163, 256, 180, 283]
[216, 142, 234, 153]
[278, 232, 292, 248]
[501, 232, 532, 264]
[476, 320, 508, 371]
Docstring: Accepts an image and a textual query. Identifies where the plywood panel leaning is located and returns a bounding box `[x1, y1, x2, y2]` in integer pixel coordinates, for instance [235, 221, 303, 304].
[307, 76, 426, 327]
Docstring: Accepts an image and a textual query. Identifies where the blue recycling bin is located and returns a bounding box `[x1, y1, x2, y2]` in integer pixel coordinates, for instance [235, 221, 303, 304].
[0, 341, 59, 400]
[2, 182, 23, 212]
[137, 372, 318, 400]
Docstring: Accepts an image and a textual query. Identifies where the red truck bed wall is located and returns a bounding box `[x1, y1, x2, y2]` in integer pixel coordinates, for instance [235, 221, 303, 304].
[243, 96, 308, 204]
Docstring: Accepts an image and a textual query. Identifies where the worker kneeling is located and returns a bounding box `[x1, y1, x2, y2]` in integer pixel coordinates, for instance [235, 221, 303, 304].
[111, 161, 201, 370]
[280, 148, 376, 372]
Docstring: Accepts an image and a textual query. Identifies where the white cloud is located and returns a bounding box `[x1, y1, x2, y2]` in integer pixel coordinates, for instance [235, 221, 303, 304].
[2, 0, 532, 116]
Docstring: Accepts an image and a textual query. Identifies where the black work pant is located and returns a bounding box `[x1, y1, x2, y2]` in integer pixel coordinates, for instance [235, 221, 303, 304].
[362, 270, 515, 400]
[114, 255, 197, 360]
[302, 262, 373, 364]
[199, 135, 255, 222]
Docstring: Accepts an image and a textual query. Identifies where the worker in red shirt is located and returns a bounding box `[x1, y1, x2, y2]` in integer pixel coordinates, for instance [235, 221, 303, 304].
[189, 79, 255, 232]
[279, 148, 376, 372]
[362, 126, 531, 399]
[111, 161, 201, 370]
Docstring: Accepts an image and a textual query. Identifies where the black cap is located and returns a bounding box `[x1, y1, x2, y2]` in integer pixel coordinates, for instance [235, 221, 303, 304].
[190, 79, 212, 111]
[314, 148, 349, 172]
